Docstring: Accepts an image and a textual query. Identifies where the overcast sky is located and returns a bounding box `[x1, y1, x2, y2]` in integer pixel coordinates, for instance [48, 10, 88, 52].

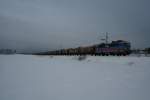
[0, 0, 150, 53]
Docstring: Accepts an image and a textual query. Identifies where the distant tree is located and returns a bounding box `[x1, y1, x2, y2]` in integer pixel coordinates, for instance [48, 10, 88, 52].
[145, 48, 150, 54]
[0, 49, 16, 54]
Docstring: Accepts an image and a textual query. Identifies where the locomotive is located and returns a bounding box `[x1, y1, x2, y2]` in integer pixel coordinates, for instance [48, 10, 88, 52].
[38, 40, 131, 56]
[95, 40, 131, 56]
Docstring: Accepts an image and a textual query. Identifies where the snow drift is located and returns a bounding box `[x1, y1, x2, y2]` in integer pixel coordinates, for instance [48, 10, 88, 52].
[0, 55, 150, 100]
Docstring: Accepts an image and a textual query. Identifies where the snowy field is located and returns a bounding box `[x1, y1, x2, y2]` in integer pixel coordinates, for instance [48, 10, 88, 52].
[0, 54, 150, 100]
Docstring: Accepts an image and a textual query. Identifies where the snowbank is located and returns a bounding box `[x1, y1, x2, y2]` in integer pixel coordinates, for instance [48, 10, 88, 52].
[0, 54, 150, 100]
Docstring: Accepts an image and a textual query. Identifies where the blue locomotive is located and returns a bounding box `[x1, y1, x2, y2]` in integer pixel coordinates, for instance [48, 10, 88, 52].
[95, 40, 131, 56]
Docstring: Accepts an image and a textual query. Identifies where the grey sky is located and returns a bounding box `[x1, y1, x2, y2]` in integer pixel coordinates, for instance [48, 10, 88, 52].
[0, 0, 150, 52]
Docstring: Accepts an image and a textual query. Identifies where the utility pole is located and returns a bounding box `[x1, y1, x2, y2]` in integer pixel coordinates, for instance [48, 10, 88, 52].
[105, 32, 108, 44]
[101, 32, 109, 44]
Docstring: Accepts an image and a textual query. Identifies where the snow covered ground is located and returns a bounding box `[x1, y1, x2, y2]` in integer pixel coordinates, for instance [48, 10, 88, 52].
[0, 54, 150, 100]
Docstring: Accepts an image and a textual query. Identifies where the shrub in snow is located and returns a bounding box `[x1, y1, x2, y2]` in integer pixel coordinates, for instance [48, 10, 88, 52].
[127, 62, 135, 66]
[50, 55, 53, 58]
[78, 55, 87, 61]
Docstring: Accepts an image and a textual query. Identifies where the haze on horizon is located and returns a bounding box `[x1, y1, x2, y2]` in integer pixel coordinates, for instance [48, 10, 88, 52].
[0, 0, 150, 53]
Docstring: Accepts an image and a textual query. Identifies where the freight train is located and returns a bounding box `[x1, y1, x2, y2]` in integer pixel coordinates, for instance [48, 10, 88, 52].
[37, 40, 131, 56]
